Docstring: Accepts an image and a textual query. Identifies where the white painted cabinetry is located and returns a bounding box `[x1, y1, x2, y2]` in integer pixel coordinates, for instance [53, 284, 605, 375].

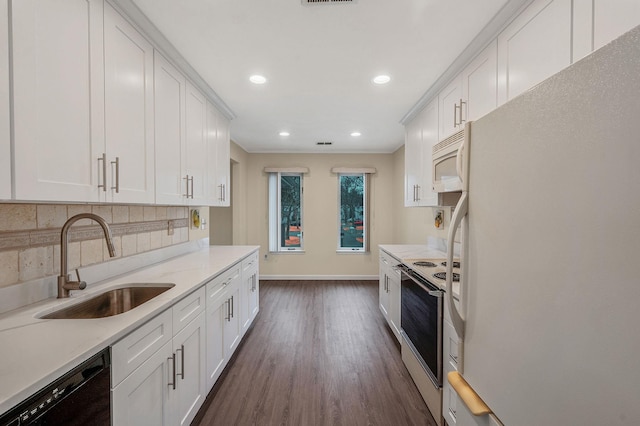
[0, 0, 9, 200]
[593, 0, 640, 51]
[240, 251, 259, 334]
[154, 51, 187, 205]
[11, 0, 104, 202]
[103, 2, 155, 203]
[185, 82, 208, 205]
[379, 250, 401, 343]
[207, 102, 231, 207]
[112, 288, 207, 426]
[461, 41, 498, 123]
[497, 0, 572, 105]
[404, 99, 438, 207]
[205, 262, 243, 388]
[439, 78, 463, 141]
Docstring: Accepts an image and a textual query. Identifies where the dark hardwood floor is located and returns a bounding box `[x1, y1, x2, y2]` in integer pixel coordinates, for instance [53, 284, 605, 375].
[193, 280, 437, 426]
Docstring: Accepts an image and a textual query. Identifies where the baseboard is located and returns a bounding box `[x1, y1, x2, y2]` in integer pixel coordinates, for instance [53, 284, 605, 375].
[259, 275, 378, 281]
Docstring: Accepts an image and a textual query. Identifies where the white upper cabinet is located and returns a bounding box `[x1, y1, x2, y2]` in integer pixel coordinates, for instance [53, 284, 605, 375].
[497, 0, 572, 104]
[439, 77, 464, 140]
[404, 99, 438, 207]
[207, 102, 230, 207]
[404, 111, 423, 207]
[12, 0, 104, 202]
[104, 2, 155, 204]
[593, 0, 640, 50]
[154, 51, 187, 205]
[185, 82, 209, 205]
[0, 0, 10, 200]
[462, 41, 498, 122]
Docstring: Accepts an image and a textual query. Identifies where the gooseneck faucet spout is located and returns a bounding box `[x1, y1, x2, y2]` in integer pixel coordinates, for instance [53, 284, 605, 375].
[58, 213, 117, 298]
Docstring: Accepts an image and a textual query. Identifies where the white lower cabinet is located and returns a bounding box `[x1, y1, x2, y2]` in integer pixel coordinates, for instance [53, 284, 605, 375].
[112, 288, 206, 426]
[379, 250, 401, 343]
[240, 252, 259, 334]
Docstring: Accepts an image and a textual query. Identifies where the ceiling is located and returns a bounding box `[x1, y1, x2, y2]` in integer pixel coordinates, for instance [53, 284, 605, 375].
[130, 0, 512, 153]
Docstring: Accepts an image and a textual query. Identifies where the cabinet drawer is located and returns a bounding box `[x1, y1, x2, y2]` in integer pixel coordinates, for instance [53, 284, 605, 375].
[111, 309, 173, 386]
[173, 286, 206, 335]
[206, 263, 240, 306]
[241, 252, 259, 273]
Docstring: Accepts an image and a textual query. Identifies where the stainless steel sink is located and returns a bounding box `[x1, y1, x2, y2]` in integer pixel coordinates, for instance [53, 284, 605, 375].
[40, 284, 175, 319]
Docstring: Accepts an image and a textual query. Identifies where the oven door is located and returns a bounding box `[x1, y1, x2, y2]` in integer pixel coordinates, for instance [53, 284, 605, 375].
[400, 266, 443, 387]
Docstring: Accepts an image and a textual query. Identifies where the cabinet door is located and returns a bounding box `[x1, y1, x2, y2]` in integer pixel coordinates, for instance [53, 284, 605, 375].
[12, 0, 103, 202]
[215, 108, 231, 206]
[378, 254, 390, 319]
[224, 283, 241, 359]
[205, 291, 227, 390]
[418, 99, 439, 206]
[404, 114, 422, 207]
[171, 312, 206, 426]
[462, 41, 498, 122]
[387, 266, 401, 342]
[154, 51, 186, 205]
[439, 76, 463, 139]
[593, 0, 640, 50]
[497, 0, 572, 104]
[185, 82, 208, 204]
[104, 2, 155, 204]
[241, 265, 259, 334]
[112, 341, 173, 426]
[0, 0, 9, 200]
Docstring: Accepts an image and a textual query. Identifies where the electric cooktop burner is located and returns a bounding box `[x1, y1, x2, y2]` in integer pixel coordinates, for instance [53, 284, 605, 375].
[433, 272, 460, 282]
[441, 261, 461, 268]
[413, 261, 438, 267]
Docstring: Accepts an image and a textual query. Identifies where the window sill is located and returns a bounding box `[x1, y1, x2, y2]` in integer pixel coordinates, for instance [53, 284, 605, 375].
[269, 250, 306, 255]
[336, 249, 368, 254]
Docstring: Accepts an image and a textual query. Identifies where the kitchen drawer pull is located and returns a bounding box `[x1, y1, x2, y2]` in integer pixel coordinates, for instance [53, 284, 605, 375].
[168, 354, 176, 390]
[111, 157, 120, 193]
[176, 345, 184, 379]
[98, 153, 107, 192]
[183, 175, 190, 198]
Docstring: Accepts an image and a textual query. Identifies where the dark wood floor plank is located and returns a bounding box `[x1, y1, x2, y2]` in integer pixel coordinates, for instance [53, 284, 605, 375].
[193, 280, 436, 426]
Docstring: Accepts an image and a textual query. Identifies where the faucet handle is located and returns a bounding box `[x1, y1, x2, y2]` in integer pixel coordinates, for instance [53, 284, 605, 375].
[74, 269, 87, 290]
[74, 269, 81, 282]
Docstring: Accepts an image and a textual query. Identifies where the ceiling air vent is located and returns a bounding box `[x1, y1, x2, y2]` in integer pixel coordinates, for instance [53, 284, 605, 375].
[316, 141, 333, 146]
[303, 0, 356, 5]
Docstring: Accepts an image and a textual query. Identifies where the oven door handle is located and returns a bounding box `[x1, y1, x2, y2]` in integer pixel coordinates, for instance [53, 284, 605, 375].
[428, 290, 443, 297]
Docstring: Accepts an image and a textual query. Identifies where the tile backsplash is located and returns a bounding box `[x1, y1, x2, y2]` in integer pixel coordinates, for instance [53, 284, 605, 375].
[0, 203, 189, 289]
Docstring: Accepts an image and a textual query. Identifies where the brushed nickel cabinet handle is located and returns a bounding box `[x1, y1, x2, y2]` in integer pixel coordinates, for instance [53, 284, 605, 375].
[230, 295, 234, 318]
[183, 175, 190, 198]
[111, 157, 120, 193]
[168, 354, 176, 390]
[189, 176, 194, 199]
[98, 153, 107, 191]
[176, 344, 185, 379]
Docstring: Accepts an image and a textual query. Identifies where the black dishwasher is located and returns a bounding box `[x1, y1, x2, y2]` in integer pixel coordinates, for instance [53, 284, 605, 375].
[0, 348, 110, 426]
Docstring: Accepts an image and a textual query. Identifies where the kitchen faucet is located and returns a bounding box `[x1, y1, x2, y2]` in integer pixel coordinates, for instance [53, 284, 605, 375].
[58, 213, 117, 298]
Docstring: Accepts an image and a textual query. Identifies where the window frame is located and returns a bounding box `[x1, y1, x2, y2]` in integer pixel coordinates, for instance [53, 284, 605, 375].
[337, 172, 368, 253]
[269, 172, 304, 252]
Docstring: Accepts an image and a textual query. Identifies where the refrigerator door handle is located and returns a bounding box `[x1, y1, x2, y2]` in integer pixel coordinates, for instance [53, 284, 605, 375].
[447, 191, 468, 342]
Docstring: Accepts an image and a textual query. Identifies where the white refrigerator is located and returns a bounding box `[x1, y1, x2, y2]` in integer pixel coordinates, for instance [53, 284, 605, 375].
[446, 26, 640, 425]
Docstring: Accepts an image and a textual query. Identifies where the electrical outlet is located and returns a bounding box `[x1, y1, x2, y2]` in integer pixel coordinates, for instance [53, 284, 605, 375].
[167, 220, 174, 235]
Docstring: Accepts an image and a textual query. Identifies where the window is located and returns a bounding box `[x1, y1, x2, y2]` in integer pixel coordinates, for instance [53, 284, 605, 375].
[269, 172, 303, 252]
[338, 173, 367, 252]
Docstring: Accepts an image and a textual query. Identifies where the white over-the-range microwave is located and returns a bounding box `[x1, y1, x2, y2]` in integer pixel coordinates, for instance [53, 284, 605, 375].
[432, 123, 468, 193]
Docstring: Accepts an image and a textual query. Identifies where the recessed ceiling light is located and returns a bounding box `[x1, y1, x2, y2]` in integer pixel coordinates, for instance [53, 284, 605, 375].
[350, 132, 361, 137]
[249, 75, 267, 84]
[279, 131, 290, 136]
[372, 75, 391, 85]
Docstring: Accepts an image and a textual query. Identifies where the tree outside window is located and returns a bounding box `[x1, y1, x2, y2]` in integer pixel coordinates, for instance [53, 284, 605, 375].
[338, 174, 365, 250]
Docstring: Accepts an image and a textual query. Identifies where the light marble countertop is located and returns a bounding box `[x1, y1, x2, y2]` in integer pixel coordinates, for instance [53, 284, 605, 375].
[0, 245, 259, 415]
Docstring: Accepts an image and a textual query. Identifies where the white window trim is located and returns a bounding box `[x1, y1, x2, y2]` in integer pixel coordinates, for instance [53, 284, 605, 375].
[336, 172, 369, 253]
[268, 172, 304, 253]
